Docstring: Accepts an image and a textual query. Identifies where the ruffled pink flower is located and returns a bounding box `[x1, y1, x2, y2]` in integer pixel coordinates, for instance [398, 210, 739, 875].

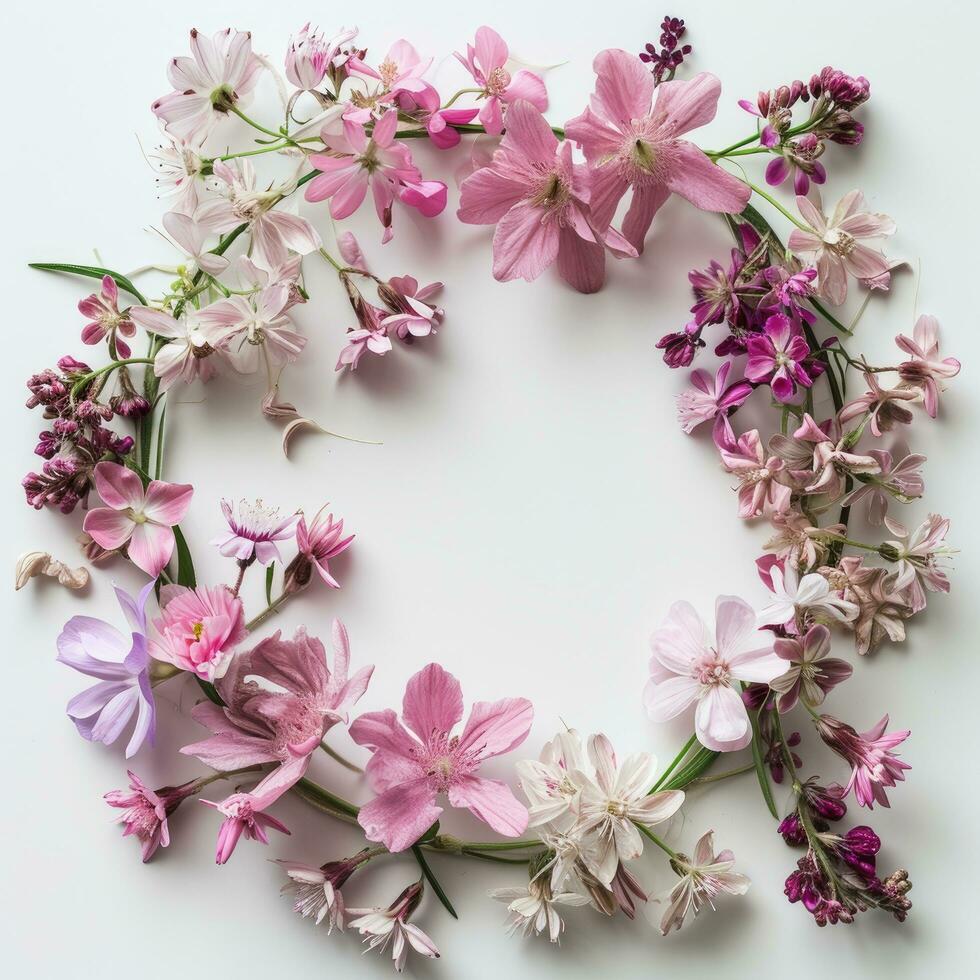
[895, 314, 960, 417]
[78, 276, 136, 358]
[745, 313, 814, 403]
[105, 770, 198, 861]
[152, 28, 264, 143]
[713, 416, 791, 518]
[675, 361, 751, 433]
[565, 50, 750, 251]
[350, 663, 533, 851]
[211, 498, 299, 565]
[149, 584, 247, 681]
[82, 462, 193, 578]
[454, 26, 547, 136]
[815, 714, 910, 809]
[184, 622, 373, 861]
[458, 101, 636, 293]
[770, 624, 852, 713]
[787, 191, 895, 305]
[645, 596, 784, 751]
[380, 276, 443, 339]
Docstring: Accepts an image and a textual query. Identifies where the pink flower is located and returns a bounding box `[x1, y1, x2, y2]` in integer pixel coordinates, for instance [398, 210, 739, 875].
[294, 506, 354, 589]
[895, 314, 960, 417]
[379, 276, 443, 339]
[184, 622, 373, 860]
[787, 191, 895, 305]
[757, 561, 859, 628]
[78, 276, 136, 358]
[882, 513, 954, 613]
[745, 313, 814, 403]
[675, 361, 751, 433]
[149, 584, 247, 681]
[815, 714, 910, 809]
[82, 462, 193, 578]
[350, 663, 533, 851]
[346, 880, 440, 972]
[152, 29, 264, 143]
[211, 498, 299, 565]
[645, 596, 784, 752]
[457, 101, 636, 293]
[565, 50, 750, 251]
[128, 306, 230, 391]
[349, 39, 431, 97]
[104, 770, 197, 862]
[713, 416, 792, 518]
[285, 24, 356, 91]
[841, 450, 925, 526]
[770, 624, 852, 713]
[202, 791, 291, 864]
[838, 372, 917, 437]
[402, 84, 478, 149]
[454, 26, 547, 136]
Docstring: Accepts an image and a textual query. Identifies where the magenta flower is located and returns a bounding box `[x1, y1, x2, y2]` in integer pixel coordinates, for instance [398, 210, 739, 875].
[202, 792, 291, 864]
[745, 313, 814, 403]
[770, 625, 853, 713]
[765, 133, 827, 196]
[78, 276, 136, 358]
[82, 462, 193, 578]
[656, 321, 704, 368]
[104, 770, 198, 861]
[675, 361, 752, 433]
[350, 663, 533, 851]
[458, 101, 636, 293]
[57, 581, 156, 758]
[895, 314, 960, 417]
[816, 714, 910, 809]
[211, 498, 299, 565]
[403, 84, 478, 149]
[454, 26, 547, 136]
[295, 506, 354, 589]
[152, 28, 263, 143]
[149, 584, 248, 681]
[565, 50, 750, 251]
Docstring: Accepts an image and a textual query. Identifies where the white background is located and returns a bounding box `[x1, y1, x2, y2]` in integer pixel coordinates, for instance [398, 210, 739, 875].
[2, 1, 977, 977]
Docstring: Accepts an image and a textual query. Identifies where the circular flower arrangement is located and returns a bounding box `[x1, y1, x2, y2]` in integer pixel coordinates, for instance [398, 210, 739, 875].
[19, 15, 959, 970]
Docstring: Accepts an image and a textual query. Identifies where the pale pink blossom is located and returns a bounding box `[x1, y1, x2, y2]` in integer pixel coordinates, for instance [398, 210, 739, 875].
[490, 878, 590, 942]
[883, 513, 954, 613]
[82, 462, 192, 578]
[127, 306, 229, 390]
[646, 596, 784, 752]
[565, 50, 750, 251]
[787, 191, 895, 305]
[278, 855, 364, 932]
[458, 101, 636, 293]
[895, 314, 960, 417]
[516, 729, 588, 829]
[764, 510, 843, 569]
[657, 830, 750, 935]
[104, 770, 198, 861]
[78, 276, 136, 357]
[840, 450, 925, 526]
[675, 361, 751, 433]
[380, 276, 444, 339]
[713, 416, 791, 518]
[161, 208, 230, 277]
[454, 26, 547, 136]
[770, 624, 852, 712]
[294, 506, 354, 588]
[202, 791, 291, 864]
[757, 562, 859, 628]
[211, 498, 299, 565]
[152, 28, 263, 143]
[286, 24, 356, 91]
[838, 372, 917, 438]
[149, 584, 247, 681]
[349, 39, 431, 97]
[350, 663, 533, 851]
[148, 136, 205, 211]
[346, 881, 440, 972]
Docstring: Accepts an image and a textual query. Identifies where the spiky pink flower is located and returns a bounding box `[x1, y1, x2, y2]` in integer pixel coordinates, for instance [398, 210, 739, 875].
[78, 276, 137, 357]
[104, 770, 198, 861]
[350, 663, 533, 851]
[815, 714, 910, 809]
[675, 361, 752, 433]
[565, 50, 750, 252]
[293, 506, 354, 589]
[202, 792, 291, 864]
[895, 314, 960, 417]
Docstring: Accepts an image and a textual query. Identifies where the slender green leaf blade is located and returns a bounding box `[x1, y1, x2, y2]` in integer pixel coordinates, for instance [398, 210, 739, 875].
[172, 525, 196, 588]
[28, 262, 147, 304]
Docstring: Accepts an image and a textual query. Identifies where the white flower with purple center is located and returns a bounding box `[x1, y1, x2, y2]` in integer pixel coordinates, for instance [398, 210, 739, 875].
[211, 498, 299, 565]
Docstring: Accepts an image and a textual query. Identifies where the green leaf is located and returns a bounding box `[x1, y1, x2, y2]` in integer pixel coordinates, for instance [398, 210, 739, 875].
[265, 563, 275, 605]
[195, 676, 224, 706]
[411, 844, 458, 919]
[663, 747, 720, 790]
[172, 525, 196, 588]
[28, 262, 147, 305]
[416, 820, 440, 844]
[748, 706, 779, 819]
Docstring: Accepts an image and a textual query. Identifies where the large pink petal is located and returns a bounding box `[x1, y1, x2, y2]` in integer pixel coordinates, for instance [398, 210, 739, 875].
[458, 698, 533, 759]
[127, 522, 175, 578]
[447, 774, 529, 837]
[622, 181, 671, 252]
[844, 245, 891, 282]
[93, 462, 145, 510]
[694, 685, 750, 752]
[491, 202, 560, 282]
[643, 675, 701, 721]
[82, 508, 135, 550]
[584, 165, 630, 230]
[330, 169, 370, 219]
[728, 647, 786, 684]
[357, 777, 442, 852]
[263, 211, 322, 255]
[349, 708, 420, 758]
[474, 25, 507, 74]
[651, 600, 708, 674]
[665, 143, 751, 213]
[556, 224, 606, 293]
[503, 70, 547, 110]
[364, 749, 422, 794]
[652, 71, 722, 136]
[713, 595, 756, 658]
[591, 49, 655, 124]
[498, 99, 558, 166]
[402, 664, 464, 741]
[141, 480, 193, 525]
[457, 167, 527, 223]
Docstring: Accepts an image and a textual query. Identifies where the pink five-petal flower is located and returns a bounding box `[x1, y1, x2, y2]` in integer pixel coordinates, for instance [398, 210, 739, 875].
[745, 313, 813, 403]
[564, 50, 750, 252]
[770, 624, 853, 713]
[895, 314, 960, 417]
[78, 275, 136, 357]
[675, 360, 752, 433]
[645, 596, 785, 752]
[458, 100, 636, 293]
[713, 415, 792, 518]
[350, 663, 533, 852]
[82, 462, 193, 578]
[454, 26, 547, 136]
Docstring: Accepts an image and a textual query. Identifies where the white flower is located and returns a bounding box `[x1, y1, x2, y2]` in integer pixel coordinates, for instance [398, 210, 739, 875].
[757, 562, 858, 627]
[490, 878, 590, 943]
[346, 882, 439, 974]
[575, 734, 684, 886]
[161, 207, 230, 277]
[516, 729, 588, 829]
[278, 861, 345, 933]
[656, 830, 750, 935]
[147, 136, 204, 211]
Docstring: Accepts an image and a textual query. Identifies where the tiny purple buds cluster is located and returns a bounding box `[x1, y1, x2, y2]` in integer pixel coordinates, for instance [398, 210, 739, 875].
[639, 16, 692, 84]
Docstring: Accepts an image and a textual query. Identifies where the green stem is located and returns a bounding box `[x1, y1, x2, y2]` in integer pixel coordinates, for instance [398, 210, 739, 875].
[245, 591, 291, 631]
[689, 762, 756, 785]
[412, 845, 458, 919]
[650, 733, 698, 792]
[743, 181, 810, 230]
[319, 740, 364, 773]
[70, 358, 155, 399]
[229, 104, 286, 140]
[634, 821, 678, 859]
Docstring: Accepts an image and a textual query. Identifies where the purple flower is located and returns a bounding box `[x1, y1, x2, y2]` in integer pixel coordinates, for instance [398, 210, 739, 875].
[765, 134, 827, 196]
[56, 582, 156, 758]
[656, 321, 704, 368]
[745, 313, 813, 402]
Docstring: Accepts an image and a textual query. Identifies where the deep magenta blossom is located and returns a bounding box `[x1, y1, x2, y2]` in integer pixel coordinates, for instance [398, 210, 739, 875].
[565, 49, 750, 251]
[745, 313, 814, 403]
[350, 663, 533, 852]
[104, 770, 198, 861]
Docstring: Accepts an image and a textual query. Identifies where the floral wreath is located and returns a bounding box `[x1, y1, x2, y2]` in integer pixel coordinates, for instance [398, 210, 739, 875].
[20, 15, 959, 971]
